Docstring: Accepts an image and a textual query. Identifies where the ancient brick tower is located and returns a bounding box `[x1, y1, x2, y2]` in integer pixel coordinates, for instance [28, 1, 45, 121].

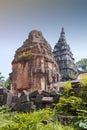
[53, 28, 78, 81]
[10, 30, 60, 92]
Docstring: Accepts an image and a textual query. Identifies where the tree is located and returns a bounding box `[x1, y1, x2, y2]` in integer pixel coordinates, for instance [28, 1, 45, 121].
[3, 77, 10, 88]
[76, 58, 87, 71]
[0, 72, 5, 87]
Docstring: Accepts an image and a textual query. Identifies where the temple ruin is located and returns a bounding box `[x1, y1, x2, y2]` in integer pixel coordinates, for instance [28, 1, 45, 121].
[10, 30, 60, 92]
[53, 28, 78, 81]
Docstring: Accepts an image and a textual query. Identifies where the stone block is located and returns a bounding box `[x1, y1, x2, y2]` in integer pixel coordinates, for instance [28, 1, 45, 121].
[42, 97, 53, 103]
[3, 93, 7, 105]
[20, 95, 28, 103]
[11, 96, 19, 110]
[18, 102, 33, 112]
[53, 95, 59, 103]
[30, 97, 36, 103]
[50, 91, 57, 96]
[0, 95, 3, 105]
[12, 96, 19, 103]
[41, 91, 50, 97]
[29, 90, 39, 98]
[35, 94, 43, 103]
[6, 92, 13, 107]
[0, 88, 3, 94]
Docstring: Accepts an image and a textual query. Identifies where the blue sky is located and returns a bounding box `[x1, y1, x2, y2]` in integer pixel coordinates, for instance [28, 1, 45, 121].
[0, 0, 87, 79]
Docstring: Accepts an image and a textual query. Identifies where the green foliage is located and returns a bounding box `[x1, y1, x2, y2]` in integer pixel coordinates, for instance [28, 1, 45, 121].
[76, 58, 87, 71]
[79, 75, 87, 87]
[0, 72, 5, 87]
[77, 109, 87, 118]
[64, 81, 72, 96]
[64, 81, 72, 91]
[56, 96, 82, 115]
[55, 81, 82, 116]
[78, 119, 87, 129]
[55, 76, 87, 129]
[18, 53, 33, 60]
[70, 73, 77, 80]
[3, 77, 10, 88]
[75, 118, 87, 130]
[0, 106, 11, 113]
[0, 108, 75, 130]
[73, 76, 87, 129]
[78, 76, 87, 104]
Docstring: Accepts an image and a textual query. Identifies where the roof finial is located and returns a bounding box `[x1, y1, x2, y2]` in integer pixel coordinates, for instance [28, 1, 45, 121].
[57, 27, 66, 44]
[59, 27, 65, 39]
[61, 27, 65, 34]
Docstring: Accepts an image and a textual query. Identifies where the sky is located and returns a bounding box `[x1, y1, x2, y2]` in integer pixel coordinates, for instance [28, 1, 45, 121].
[0, 0, 87, 79]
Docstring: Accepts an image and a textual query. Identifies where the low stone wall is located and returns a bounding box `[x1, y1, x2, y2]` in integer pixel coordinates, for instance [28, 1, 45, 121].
[0, 88, 60, 112]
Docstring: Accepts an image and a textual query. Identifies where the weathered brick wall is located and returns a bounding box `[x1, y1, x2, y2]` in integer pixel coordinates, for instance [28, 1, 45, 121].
[10, 30, 60, 93]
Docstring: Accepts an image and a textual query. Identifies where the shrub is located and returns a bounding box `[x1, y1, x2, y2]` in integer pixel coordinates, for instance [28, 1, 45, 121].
[0, 108, 75, 130]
